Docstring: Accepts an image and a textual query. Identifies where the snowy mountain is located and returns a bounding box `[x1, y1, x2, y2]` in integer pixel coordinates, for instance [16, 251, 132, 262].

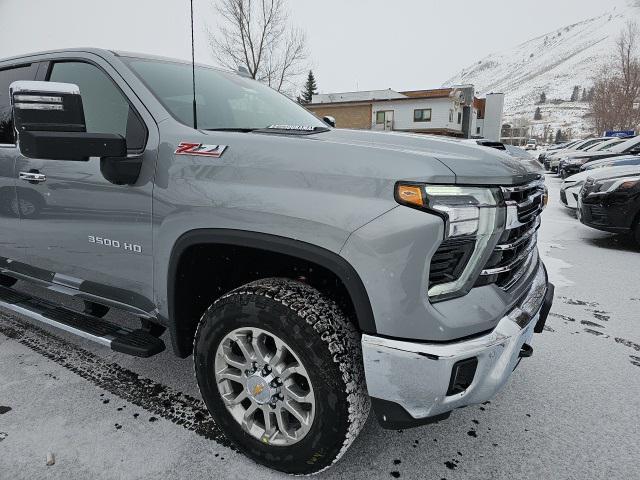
[443, 0, 640, 139]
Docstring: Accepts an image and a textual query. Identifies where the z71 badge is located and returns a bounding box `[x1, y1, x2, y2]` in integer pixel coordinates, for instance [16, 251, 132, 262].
[175, 142, 227, 158]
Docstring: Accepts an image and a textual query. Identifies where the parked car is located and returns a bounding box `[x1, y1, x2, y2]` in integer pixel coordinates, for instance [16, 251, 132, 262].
[525, 139, 537, 150]
[544, 139, 593, 171]
[578, 166, 640, 245]
[0, 48, 554, 474]
[504, 145, 544, 172]
[581, 155, 640, 171]
[504, 144, 531, 158]
[547, 138, 610, 172]
[557, 135, 640, 178]
[462, 138, 507, 150]
[560, 165, 635, 209]
[540, 140, 580, 166]
[558, 138, 629, 178]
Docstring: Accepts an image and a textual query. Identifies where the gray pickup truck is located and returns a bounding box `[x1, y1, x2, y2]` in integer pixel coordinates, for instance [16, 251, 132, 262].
[0, 49, 553, 474]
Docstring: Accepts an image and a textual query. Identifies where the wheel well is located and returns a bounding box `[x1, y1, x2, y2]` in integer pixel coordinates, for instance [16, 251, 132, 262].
[168, 233, 375, 358]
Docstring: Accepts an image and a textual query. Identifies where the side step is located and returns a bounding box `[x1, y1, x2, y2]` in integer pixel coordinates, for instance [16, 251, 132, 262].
[0, 286, 165, 358]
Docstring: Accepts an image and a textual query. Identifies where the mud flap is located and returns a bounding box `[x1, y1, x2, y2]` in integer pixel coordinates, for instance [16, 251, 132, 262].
[534, 282, 555, 333]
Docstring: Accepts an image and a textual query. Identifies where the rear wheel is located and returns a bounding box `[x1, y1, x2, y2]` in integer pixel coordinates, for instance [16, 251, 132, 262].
[193, 278, 370, 474]
[634, 221, 640, 248]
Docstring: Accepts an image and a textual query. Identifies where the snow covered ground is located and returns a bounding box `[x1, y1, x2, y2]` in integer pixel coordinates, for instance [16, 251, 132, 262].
[444, 0, 640, 138]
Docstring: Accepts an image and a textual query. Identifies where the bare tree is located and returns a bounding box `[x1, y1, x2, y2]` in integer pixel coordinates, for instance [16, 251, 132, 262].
[208, 0, 307, 93]
[616, 21, 640, 128]
[590, 21, 640, 133]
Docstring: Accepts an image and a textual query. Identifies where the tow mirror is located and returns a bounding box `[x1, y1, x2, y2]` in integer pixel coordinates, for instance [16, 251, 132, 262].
[10, 80, 126, 161]
[323, 115, 336, 128]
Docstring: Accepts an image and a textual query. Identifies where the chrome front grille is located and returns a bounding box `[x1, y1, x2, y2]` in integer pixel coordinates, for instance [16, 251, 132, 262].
[477, 180, 545, 291]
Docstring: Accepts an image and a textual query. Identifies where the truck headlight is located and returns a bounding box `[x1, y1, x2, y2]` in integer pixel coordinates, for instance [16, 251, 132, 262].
[395, 183, 505, 301]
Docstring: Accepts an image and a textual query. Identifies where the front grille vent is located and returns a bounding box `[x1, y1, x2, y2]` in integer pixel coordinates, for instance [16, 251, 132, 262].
[428, 237, 476, 288]
[476, 180, 544, 291]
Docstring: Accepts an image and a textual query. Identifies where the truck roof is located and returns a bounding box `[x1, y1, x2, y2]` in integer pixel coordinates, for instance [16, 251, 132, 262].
[0, 47, 229, 72]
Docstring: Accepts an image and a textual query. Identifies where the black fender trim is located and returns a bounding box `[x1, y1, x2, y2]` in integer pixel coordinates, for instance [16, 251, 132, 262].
[167, 229, 376, 357]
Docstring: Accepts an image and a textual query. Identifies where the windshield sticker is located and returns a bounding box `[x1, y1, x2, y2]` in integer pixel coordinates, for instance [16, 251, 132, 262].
[267, 125, 316, 131]
[175, 143, 228, 158]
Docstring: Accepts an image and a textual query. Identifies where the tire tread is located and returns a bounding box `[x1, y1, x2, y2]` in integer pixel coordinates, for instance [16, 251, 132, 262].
[193, 277, 370, 475]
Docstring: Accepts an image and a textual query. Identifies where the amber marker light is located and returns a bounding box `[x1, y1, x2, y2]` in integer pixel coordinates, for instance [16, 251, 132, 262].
[395, 184, 425, 208]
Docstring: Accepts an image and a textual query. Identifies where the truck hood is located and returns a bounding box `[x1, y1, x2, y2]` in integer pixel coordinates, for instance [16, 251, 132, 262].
[261, 129, 542, 186]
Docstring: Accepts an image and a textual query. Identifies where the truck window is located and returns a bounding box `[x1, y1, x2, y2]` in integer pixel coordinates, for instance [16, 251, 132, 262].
[48, 62, 147, 151]
[123, 57, 327, 131]
[0, 63, 40, 145]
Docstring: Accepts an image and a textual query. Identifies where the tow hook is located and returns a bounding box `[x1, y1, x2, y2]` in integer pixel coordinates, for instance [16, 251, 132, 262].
[519, 343, 533, 358]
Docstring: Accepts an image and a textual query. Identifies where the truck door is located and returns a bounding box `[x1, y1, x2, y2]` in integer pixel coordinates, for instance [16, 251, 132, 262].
[0, 62, 40, 274]
[15, 58, 158, 313]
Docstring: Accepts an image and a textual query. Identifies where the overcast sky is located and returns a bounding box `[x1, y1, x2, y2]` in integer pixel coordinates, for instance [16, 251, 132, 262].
[0, 0, 626, 93]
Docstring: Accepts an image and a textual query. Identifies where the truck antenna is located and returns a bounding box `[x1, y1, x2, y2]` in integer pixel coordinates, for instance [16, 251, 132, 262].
[190, 0, 198, 130]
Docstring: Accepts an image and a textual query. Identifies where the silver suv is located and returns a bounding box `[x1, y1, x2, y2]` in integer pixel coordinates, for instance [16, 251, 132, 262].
[0, 49, 554, 474]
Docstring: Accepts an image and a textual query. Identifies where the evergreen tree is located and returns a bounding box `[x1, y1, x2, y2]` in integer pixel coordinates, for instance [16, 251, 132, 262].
[302, 70, 318, 104]
[534, 107, 542, 120]
[555, 128, 564, 143]
[539, 92, 547, 104]
[581, 88, 588, 101]
[570, 86, 580, 101]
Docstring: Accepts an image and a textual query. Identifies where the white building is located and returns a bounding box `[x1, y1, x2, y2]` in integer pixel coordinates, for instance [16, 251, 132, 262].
[308, 86, 504, 141]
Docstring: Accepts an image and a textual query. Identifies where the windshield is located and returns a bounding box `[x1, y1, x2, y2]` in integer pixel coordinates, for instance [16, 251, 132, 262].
[610, 135, 640, 153]
[577, 139, 604, 150]
[569, 140, 589, 150]
[123, 57, 326, 131]
[588, 139, 622, 152]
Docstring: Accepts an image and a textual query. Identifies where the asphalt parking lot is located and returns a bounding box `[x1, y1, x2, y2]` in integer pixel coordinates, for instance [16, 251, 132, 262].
[1, 173, 639, 480]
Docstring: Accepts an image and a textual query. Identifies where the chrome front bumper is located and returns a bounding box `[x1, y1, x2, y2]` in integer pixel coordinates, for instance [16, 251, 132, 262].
[362, 262, 551, 423]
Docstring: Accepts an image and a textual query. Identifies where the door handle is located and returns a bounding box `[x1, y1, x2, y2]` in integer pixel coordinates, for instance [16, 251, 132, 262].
[19, 171, 47, 183]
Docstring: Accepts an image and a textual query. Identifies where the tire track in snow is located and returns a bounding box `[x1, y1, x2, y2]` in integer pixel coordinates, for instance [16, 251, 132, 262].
[0, 313, 233, 449]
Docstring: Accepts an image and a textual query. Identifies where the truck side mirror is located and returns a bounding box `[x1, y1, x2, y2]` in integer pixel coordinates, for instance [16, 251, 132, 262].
[323, 116, 336, 128]
[10, 80, 126, 161]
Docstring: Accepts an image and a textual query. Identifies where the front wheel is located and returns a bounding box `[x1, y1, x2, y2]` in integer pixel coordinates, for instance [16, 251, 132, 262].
[193, 278, 370, 474]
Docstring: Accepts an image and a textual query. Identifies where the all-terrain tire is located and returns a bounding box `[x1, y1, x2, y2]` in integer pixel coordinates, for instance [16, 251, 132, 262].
[193, 278, 370, 475]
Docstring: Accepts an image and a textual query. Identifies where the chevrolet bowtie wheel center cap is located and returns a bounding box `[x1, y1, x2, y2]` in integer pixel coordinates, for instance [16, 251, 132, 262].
[246, 373, 279, 405]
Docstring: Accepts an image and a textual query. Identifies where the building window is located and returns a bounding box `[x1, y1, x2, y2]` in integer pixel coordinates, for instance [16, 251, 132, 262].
[457, 112, 462, 124]
[413, 108, 432, 122]
[376, 111, 385, 124]
[449, 109, 454, 123]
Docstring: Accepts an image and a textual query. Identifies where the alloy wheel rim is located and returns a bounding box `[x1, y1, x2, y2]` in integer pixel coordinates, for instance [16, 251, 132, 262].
[214, 327, 315, 446]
